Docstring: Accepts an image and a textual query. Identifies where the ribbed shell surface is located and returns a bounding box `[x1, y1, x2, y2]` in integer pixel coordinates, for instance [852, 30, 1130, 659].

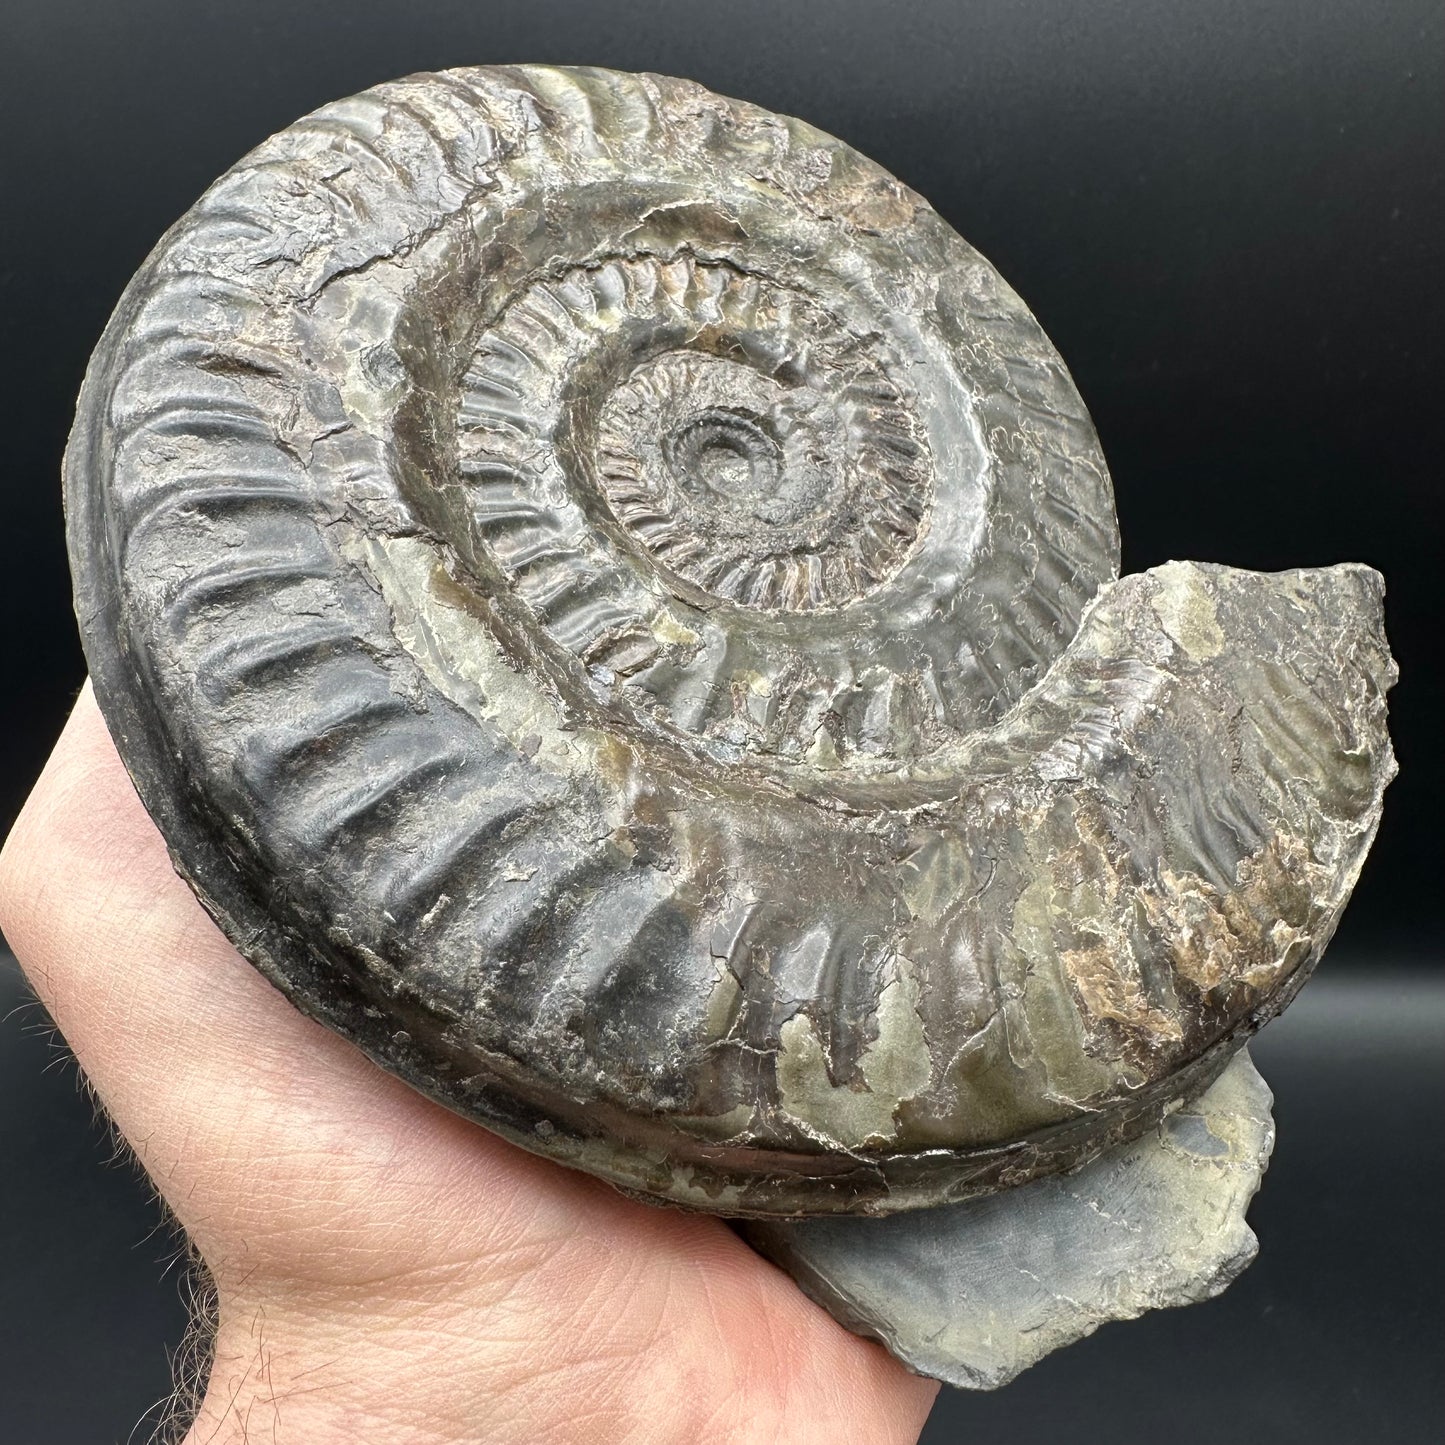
[66, 66, 1395, 1215]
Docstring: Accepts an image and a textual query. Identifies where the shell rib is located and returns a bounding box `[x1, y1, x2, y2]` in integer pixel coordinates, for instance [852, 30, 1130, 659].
[65, 66, 1395, 1215]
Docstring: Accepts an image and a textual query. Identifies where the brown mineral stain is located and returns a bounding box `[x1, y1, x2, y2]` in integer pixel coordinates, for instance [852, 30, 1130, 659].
[1061, 940, 1184, 1044]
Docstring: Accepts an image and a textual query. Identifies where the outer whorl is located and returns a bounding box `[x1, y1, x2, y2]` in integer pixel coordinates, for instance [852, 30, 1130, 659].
[65, 66, 1395, 1216]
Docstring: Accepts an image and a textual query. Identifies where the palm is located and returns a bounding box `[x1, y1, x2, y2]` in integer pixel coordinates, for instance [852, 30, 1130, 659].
[0, 686, 936, 1444]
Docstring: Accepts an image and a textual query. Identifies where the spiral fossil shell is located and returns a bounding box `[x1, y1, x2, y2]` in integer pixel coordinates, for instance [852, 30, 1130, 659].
[65, 65, 1395, 1216]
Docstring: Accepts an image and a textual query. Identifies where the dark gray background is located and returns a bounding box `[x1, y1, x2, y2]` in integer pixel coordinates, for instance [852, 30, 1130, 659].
[1, 2, 1440, 1441]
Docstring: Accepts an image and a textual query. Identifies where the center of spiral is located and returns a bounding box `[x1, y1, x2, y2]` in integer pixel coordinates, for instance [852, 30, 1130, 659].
[664, 409, 784, 518]
[457, 256, 933, 615]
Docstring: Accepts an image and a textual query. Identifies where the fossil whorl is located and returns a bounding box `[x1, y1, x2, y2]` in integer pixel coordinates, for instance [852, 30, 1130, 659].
[65, 65, 1395, 1216]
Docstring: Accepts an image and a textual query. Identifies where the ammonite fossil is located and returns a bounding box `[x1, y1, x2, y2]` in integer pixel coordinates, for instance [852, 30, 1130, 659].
[65, 64, 1394, 1378]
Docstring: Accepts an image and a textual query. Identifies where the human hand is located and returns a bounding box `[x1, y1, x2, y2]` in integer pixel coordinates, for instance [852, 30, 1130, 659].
[0, 683, 938, 1444]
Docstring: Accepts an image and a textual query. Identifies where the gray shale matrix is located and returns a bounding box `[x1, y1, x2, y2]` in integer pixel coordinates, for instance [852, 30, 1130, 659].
[64, 66, 1395, 1385]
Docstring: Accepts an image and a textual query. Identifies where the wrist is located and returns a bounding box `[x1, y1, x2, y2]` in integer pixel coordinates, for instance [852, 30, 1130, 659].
[178, 1280, 489, 1445]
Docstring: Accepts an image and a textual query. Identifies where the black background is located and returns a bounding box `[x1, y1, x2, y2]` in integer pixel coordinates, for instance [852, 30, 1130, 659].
[1, 3, 1440, 1441]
